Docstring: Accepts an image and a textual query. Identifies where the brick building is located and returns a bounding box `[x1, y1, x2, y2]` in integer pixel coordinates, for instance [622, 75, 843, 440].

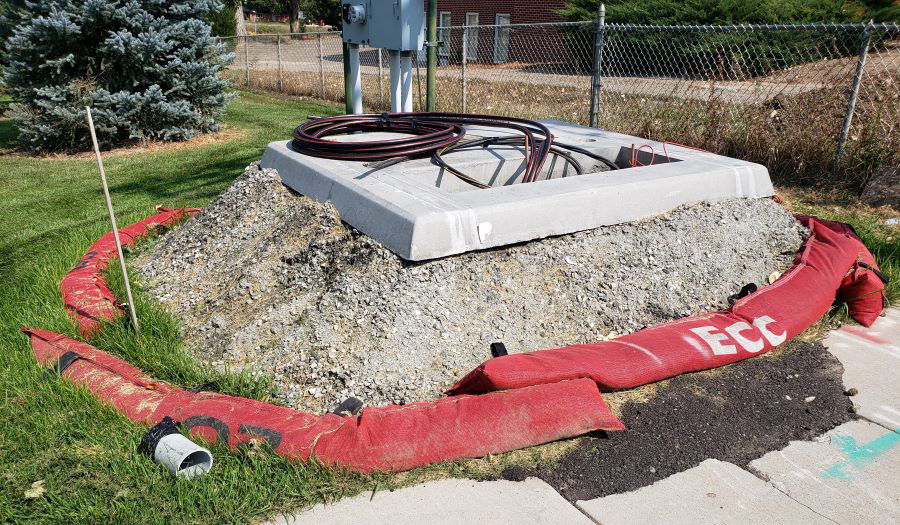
[431, 0, 572, 64]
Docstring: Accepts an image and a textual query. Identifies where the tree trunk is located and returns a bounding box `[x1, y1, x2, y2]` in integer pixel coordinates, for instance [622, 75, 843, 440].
[287, 0, 301, 38]
[235, 2, 246, 37]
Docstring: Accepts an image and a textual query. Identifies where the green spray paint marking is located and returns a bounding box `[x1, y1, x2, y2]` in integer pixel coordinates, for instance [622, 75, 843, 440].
[822, 431, 900, 481]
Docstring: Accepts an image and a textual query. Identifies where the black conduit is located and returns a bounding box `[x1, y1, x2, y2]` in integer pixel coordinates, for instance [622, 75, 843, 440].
[291, 112, 616, 188]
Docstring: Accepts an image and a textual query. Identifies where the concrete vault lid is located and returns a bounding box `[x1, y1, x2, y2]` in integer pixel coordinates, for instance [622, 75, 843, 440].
[260, 120, 773, 260]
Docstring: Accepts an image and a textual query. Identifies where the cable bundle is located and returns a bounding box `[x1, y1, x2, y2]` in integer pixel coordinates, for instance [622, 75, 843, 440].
[292, 112, 615, 188]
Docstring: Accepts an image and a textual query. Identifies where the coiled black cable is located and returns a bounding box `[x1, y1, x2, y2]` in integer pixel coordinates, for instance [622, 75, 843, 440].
[291, 112, 616, 188]
[293, 113, 466, 161]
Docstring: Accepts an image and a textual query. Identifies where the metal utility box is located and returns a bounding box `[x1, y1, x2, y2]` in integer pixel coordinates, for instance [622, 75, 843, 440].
[341, 0, 424, 51]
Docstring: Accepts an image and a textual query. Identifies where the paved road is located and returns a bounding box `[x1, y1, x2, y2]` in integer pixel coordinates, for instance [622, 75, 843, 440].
[244, 57, 833, 104]
[266, 308, 900, 524]
[230, 39, 899, 105]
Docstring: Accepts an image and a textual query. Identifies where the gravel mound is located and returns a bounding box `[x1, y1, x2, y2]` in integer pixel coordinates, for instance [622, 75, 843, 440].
[136, 164, 805, 413]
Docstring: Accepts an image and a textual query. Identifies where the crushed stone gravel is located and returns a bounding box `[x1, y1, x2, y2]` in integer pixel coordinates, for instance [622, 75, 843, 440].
[135, 163, 806, 413]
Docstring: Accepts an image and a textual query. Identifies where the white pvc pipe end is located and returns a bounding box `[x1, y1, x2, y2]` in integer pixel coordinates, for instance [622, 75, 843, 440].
[153, 433, 213, 479]
[348, 43, 363, 114]
[400, 53, 413, 112]
[389, 50, 402, 112]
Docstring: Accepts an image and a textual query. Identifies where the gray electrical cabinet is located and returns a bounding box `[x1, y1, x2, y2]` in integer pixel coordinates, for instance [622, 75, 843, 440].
[341, 0, 424, 51]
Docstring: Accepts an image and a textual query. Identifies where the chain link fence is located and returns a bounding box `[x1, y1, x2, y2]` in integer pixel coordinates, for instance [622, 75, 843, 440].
[219, 31, 428, 111]
[216, 21, 899, 187]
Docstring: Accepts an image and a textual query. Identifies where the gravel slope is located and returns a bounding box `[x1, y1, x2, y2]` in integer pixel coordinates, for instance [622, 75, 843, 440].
[136, 164, 805, 412]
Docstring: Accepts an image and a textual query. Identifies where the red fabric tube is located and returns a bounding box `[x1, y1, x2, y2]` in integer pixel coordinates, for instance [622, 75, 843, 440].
[449, 216, 884, 395]
[26, 329, 623, 473]
[60, 207, 199, 336]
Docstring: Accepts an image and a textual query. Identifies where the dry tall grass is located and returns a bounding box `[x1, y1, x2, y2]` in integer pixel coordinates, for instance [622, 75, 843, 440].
[225, 64, 899, 191]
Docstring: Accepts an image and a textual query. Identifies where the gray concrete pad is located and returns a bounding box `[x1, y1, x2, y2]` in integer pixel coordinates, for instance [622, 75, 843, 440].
[264, 477, 593, 525]
[261, 120, 773, 260]
[750, 420, 900, 524]
[575, 459, 828, 525]
[824, 308, 900, 431]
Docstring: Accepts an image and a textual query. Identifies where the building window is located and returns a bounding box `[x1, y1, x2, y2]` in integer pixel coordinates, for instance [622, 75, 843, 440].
[439, 11, 452, 40]
[439, 11, 452, 58]
[465, 12, 479, 62]
[494, 13, 511, 64]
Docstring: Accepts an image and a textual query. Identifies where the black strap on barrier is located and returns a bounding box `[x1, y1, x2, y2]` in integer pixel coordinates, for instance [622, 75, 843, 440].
[490, 342, 508, 358]
[859, 261, 891, 284]
[138, 416, 180, 457]
[47, 351, 82, 377]
[728, 283, 758, 306]
[189, 382, 217, 393]
[331, 397, 363, 417]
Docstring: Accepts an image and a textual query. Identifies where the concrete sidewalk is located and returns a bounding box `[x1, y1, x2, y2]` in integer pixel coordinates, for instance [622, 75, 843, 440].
[266, 309, 899, 524]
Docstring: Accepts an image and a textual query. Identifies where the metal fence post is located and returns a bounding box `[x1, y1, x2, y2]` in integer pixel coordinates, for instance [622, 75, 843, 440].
[276, 35, 283, 92]
[378, 48, 384, 106]
[834, 20, 873, 163]
[343, 42, 352, 113]
[244, 35, 250, 86]
[318, 33, 326, 99]
[426, 0, 437, 111]
[461, 27, 468, 113]
[589, 4, 606, 128]
[416, 55, 423, 110]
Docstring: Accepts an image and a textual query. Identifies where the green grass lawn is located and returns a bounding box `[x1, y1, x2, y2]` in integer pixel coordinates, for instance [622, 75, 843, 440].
[249, 21, 290, 34]
[777, 188, 899, 302]
[0, 91, 382, 525]
[0, 89, 897, 524]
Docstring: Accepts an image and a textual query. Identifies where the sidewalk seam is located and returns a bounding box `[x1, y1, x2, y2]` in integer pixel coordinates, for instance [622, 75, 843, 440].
[743, 464, 841, 525]
[855, 414, 900, 435]
[571, 500, 602, 525]
[774, 486, 842, 525]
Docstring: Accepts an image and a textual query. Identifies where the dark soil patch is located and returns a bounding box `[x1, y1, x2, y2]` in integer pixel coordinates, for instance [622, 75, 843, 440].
[500, 340, 854, 502]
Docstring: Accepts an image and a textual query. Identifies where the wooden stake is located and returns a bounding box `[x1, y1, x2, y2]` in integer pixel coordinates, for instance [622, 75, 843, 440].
[85, 106, 140, 332]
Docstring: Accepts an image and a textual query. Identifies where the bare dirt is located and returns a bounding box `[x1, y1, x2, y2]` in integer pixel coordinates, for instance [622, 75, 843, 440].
[861, 166, 900, 210]
[0, 125, 245, 158]
[500, 338, 854, 502]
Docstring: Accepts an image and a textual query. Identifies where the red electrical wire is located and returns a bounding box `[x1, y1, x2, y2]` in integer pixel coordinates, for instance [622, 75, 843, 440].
[662, 141, 709, 163]
[631, 141, 709, 166]
[630, 143, 656, 167]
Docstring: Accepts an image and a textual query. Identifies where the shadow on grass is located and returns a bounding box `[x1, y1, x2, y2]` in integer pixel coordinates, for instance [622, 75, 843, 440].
[106, 148, 260, 201]
[0, 118, 19, 151]
[0, 127, 280, 276]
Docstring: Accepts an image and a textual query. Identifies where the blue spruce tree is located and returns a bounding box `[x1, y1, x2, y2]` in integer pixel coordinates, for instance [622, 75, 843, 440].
[3, 0, 234, 152]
